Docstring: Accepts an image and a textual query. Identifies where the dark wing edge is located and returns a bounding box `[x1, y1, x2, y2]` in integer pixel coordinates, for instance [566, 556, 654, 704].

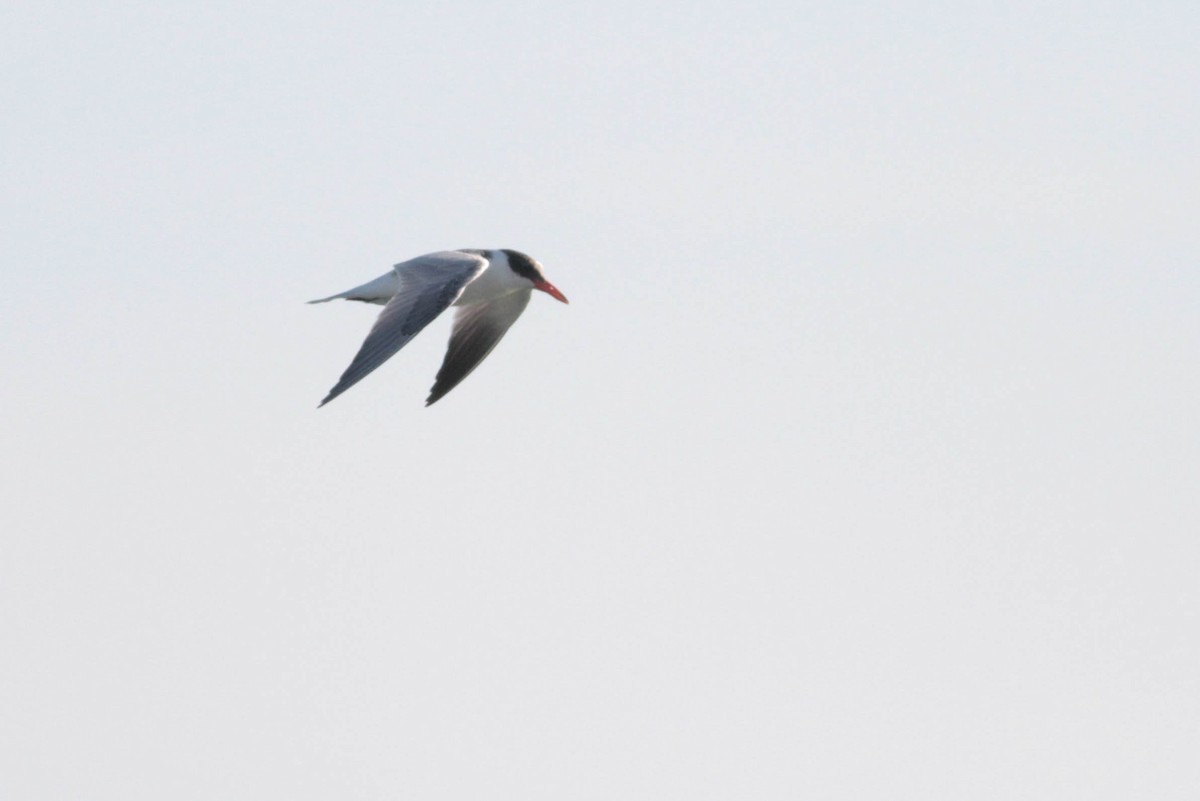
[425, 290, 532, 406]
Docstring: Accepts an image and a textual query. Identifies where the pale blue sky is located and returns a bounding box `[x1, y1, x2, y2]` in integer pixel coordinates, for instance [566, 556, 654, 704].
[3, 2, 1198, 798]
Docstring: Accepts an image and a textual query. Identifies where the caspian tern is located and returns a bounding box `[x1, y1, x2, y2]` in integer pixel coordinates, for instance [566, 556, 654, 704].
[310, 249, 568, 407]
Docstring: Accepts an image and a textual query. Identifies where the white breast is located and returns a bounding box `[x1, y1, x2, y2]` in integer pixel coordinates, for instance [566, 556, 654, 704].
[454, 251, 530, 306]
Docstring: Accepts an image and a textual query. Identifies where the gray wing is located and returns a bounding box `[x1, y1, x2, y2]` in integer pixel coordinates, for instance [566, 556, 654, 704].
[426, 289, 532, 406]
[319, 252, 488, 406]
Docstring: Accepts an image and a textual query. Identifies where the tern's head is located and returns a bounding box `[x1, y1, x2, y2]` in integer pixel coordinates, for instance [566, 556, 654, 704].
[501, 249, 569, 304]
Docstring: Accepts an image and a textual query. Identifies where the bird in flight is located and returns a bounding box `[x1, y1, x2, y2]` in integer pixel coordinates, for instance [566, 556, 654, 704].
[310, 249, 568, 407]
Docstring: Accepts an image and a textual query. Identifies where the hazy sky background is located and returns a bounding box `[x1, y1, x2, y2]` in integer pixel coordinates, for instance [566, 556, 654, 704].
[2, 2, 1198, 798]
